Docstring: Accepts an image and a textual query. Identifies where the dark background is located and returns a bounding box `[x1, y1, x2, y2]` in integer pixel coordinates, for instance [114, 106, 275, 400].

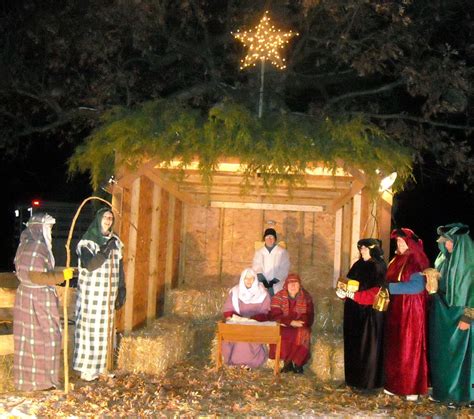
[1, 142, 92, 271]
[2, 146, 472, 271]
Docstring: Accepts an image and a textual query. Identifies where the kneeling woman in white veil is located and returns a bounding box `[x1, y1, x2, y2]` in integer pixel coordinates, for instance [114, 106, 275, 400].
[222, 268, 271, 368]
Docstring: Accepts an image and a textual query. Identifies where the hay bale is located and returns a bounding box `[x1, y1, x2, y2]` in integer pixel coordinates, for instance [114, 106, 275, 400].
[309, 335, 332, 381]
[191, 321, 217, 359]
[164, 286, 228, 320]
[0, 320, 14, 392]
[310, 289, 344, 334]
[0, 354, 14, 393]
[331, 336, 344, 382]
[118, 316, 200, 376]
[0, 308, 12, 321]
[309, 333, 344, 383]
[314, 295, 332, 332]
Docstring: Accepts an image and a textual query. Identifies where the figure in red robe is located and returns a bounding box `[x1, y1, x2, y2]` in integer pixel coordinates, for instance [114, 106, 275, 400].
[269, 273, 314, 373]
[384, 228, 430, 401]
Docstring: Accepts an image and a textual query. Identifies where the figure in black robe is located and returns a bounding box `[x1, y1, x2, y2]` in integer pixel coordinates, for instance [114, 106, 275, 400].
[339, 238, 387, 390]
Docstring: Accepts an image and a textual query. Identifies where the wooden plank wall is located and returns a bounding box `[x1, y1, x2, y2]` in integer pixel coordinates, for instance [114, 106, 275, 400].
[181, 205, 337, 295]
[114, 176, 183, 332]
[180, 187, 392, 294]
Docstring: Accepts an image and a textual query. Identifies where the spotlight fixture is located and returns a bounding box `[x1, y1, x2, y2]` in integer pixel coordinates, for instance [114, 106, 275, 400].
[379, 172, 397, 192]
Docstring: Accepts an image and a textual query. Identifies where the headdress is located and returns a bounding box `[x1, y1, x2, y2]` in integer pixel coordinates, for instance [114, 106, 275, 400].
[230, 268, 268, 314]
[81, 207, 114, 245]
[435, 223, 473, 307]
[357, 238, 384, 259]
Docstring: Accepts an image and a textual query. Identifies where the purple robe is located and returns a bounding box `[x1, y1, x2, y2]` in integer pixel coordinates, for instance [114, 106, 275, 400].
[222, 294, 271, 368]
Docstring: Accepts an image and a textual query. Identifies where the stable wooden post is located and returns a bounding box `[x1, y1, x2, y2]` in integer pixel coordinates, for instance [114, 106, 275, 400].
[378, 191, 393, 262]
[340, 200, 353, 276]
[147, 184, 162, 324]
[123, 178, 140, 333]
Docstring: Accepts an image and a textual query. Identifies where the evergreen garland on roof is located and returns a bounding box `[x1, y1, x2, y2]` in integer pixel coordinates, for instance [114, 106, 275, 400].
[69, 99, 413, 194]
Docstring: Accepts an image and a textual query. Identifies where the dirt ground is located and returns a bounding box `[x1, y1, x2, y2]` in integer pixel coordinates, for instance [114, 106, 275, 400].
[0, 357, 472, 417]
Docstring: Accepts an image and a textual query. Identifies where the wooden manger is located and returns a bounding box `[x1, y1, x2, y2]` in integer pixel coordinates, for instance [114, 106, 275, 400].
[216, 321, 281, 375]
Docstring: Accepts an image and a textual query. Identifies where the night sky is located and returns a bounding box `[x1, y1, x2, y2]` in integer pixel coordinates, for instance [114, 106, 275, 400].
[1, 142, 92, 271]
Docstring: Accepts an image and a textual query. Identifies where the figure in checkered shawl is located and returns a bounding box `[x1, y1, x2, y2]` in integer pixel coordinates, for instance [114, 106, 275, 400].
[73, 207, 125, 381]
[13, 213, 72, 391]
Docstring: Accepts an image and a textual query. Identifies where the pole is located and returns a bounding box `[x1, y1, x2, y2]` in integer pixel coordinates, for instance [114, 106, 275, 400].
[258, 58, 266, 118]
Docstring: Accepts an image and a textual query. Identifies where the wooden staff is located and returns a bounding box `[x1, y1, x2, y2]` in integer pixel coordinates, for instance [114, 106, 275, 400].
[64, 196, 114, 394]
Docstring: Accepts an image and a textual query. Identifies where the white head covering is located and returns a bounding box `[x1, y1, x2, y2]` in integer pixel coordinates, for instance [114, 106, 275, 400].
[27, 213, 56, 268]
[230, 268, 268, 314]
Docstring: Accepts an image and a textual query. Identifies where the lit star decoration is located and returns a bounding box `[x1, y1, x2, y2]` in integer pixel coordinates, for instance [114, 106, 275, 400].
[233, 11, 298, 70]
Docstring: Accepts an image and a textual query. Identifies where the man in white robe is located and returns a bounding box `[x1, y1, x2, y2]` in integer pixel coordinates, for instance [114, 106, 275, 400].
[252, 228, 290, 295]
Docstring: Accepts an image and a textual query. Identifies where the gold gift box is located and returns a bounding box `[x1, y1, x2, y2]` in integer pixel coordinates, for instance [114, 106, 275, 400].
[337, 278, 360, 292]
[373, 288, 390, 312]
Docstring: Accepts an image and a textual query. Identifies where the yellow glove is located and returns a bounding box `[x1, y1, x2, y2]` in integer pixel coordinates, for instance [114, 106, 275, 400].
[63, 268, 74, 281]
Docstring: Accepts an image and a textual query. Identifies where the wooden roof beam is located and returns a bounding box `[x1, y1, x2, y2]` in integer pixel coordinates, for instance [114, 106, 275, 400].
[143, 169, 205, 206]
[335, 159, 367, 184]
[197, 193, 332, 208]
[177, 184, 341, 200]
[116, 157, 164, 188]
[210, 201, 325, 213]
[328, 179, 365, 214]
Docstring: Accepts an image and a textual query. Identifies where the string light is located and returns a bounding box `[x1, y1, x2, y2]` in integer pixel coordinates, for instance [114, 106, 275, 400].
[233, 11, 298, 70]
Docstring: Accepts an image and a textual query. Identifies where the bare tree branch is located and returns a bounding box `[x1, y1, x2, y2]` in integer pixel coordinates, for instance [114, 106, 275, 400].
[14, 108, 98, 138]
[348, 112, 473, 131]
[327, 79, 406, 106]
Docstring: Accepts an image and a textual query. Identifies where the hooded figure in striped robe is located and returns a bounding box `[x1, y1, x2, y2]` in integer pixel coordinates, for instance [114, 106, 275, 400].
[13, 213, 71, 391]
[73, 208, 125, 381]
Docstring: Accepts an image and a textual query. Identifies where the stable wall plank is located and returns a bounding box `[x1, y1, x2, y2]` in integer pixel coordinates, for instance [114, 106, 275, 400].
[350, 193, 362, 265]
[123, 178, 140, 333]
[147, 184, 162, 324]
[170, 198, 183, 289]
[378, 191, 393, 262]
[340, 200, 353, 276]
[132, 176, 153, 328]
[333, 208, 343, 286]
[164, 195, 176, 290]
[156, 189, 170, 316]
[115, 185, 131, 332]
[359, 189, 372, 239]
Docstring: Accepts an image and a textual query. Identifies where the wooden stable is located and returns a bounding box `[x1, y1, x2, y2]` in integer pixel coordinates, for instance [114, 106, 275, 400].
[112, 158, 393, 332]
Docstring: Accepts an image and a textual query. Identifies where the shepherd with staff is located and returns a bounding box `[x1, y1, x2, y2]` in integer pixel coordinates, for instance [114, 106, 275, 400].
[73, 207, 126, 382]
[13, 213, 74, 391]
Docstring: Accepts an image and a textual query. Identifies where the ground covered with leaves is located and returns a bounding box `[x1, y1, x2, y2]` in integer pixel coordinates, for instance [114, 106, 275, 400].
[0, 358, 471, 417]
